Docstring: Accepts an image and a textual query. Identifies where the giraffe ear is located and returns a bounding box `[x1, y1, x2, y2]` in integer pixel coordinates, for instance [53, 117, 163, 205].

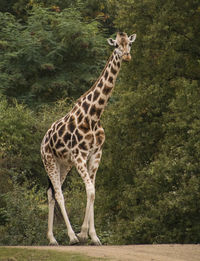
[129, 34, 136, 43]
[107, 38, 117, 46]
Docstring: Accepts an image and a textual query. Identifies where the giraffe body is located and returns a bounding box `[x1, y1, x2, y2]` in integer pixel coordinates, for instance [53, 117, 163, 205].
[41, 32, 136, 245]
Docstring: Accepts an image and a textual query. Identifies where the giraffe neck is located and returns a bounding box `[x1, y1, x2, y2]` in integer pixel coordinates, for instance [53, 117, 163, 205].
[77, 50, 122, 121]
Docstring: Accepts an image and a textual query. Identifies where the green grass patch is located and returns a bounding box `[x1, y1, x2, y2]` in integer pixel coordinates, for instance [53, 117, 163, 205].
[0, 247, 103, 261]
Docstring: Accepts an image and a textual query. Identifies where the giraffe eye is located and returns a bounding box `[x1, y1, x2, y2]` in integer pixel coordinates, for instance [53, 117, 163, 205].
[129, 43, 132, 47]
[115, 43, 119, 48]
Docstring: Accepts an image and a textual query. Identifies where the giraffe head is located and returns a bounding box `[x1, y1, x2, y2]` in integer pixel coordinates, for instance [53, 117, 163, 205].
[107, 32, 136, 61]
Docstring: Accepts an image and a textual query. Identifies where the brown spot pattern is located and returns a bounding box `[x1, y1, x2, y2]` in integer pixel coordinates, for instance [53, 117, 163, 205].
[82, 101, 90, 114]
[63, 132, 71, 143]
[79, 117, 90, 133]
[111, 66, 117, 75]
[93, 90, 100, 102]
[108, 76, 113, 84]
[98, 79, 103, 88]
[103, 85, 112, 95]
[58, 125, 65, 137]
[98, 98, 105, 105]
[79, 141, 87, 151]
[87, 94, 92, 101]
[69, 116, 76, 133]
[75, 129, 83, 142]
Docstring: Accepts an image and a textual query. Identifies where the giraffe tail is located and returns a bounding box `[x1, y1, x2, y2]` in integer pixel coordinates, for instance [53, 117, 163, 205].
[47, 177, 63, 219]
[47, 177, 55, 199]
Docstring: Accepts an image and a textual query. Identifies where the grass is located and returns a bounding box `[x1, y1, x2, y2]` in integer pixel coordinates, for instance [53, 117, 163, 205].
[0, 247, 103, 261]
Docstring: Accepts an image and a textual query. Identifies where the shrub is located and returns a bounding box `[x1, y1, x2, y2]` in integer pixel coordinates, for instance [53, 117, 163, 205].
[0, 181, 47, 245]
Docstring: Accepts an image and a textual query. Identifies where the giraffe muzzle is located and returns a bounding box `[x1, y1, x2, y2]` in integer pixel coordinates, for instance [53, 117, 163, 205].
[123, 53, 131, 61]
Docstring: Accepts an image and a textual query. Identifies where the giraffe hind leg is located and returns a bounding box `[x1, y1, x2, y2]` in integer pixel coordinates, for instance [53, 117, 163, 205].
[48, 177, 54, 196]
[47, 181, 58, 246]
[46, 158, 79, 245]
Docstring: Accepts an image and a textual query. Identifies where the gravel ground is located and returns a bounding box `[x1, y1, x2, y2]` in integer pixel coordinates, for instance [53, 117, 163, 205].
[12, 244, 200, 261]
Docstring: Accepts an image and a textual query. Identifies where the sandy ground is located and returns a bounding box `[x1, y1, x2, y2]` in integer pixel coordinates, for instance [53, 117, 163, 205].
[12, 244, 200, 261]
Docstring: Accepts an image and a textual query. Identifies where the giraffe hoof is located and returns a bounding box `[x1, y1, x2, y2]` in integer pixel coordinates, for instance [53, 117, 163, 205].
[77, 233, 88, 243]
[49, 240, 59, 246]
[69, 236, 80, 245]
[91, 237, 102, 246]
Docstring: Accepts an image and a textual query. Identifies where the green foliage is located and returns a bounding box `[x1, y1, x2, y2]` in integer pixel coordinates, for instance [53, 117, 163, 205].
[0, 96, 42, 183]
[0, 181, 47, 245]
[0, 95, 74, 185]
[96, 0, 200, 244]
[0, 6, 106, 106]
[0, 0, 200, 246]
[98, 80, 200, 243]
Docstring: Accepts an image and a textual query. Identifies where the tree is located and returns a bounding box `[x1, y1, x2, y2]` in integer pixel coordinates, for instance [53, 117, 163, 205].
[96, 0, 200, 244]
[0, 6, 106, 106]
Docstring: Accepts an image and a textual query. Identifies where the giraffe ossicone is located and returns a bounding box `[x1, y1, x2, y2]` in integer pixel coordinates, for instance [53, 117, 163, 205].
[41, 32, 136, 246]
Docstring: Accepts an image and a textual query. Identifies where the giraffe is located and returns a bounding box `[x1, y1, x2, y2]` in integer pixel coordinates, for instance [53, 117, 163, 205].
[41, 32, 136, 246]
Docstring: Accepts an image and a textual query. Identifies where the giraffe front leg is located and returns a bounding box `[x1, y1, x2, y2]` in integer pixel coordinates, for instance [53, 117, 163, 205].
[77, 182, 95, 244]
[74, 159, 95, 244]
[89, 204, 102, 245]
[88, 150, 102, 245]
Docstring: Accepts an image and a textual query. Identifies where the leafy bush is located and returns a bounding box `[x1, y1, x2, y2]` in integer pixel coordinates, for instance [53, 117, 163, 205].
[0, 95, 74, 186]
[0, 96, 45, 185]
[0, 181, 47, 245]
[98, 79, 200, 244]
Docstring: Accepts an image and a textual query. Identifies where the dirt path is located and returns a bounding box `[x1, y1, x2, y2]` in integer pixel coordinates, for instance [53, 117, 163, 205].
[14, 244, 200, 261]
